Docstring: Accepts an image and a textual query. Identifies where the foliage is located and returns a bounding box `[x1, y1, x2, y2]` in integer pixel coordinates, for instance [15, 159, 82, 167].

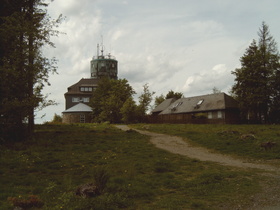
[154, 90, 183, 108]
[90, 77, 136, 123]
[93, 167, 110, 194]
[120, 97, 137, 123]
[0, 0, 62, 142]
[138, 83, 155, 116]
[0, 124, 265, 209]
[154, 94, 165, 107]
[212, 87, 221, 94]
[165, 90, 184, 100]
[51, 113, 62, 123]
[231, 22, 280, 123]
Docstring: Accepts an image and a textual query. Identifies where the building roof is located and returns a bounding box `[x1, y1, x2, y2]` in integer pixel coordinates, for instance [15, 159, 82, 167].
[152, 98, 177, 113]
[65, 78, 99, 95]
[155, 93, 238, 115]
[62, 103, 92, 113]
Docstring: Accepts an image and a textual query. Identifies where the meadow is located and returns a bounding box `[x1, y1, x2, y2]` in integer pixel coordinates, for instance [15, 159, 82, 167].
[132, 124, 280, 161]
[0, 123, 279, 209]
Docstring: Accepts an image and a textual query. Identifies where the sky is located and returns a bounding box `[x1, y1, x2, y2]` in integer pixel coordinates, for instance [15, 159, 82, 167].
[37, 0, 280, 123]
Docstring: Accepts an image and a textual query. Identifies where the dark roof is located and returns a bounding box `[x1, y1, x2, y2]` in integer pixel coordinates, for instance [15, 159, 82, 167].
[152, 98, 177, 113]
[156, 93, 238, 115]
[65, 78, 99, 95]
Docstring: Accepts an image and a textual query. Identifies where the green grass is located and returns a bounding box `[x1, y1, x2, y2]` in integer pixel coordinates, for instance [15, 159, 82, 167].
[0, 123, 270, 209]
[132, 124, 280, 161]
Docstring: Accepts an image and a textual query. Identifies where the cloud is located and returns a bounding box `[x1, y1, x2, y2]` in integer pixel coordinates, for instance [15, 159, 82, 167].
[36, 0, 280, 123]
[182, 64, 234, 96]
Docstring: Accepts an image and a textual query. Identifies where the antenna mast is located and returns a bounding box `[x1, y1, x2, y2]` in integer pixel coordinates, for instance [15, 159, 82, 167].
[101, 35, 104, 56]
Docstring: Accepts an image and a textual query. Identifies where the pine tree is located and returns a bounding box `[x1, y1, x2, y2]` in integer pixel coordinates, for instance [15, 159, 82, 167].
[231, 22, 280, 123]
[0, 0, 62, 141]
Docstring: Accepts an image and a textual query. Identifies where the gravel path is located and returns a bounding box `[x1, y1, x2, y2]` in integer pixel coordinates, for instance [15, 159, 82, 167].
[115, 125, 280, 209]
[116, 125, 280, 210]
[115, 125, 279, 172]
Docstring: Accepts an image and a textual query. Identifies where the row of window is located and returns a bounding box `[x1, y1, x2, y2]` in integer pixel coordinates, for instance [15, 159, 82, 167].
[80, 87, 94, 92]
[72, 97, 90, 103]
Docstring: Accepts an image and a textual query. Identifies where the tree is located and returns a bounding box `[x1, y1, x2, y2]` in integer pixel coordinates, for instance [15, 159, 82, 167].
[90, 77, 135, 123]
[0, 0, 62, 142]
[154, 94, 165, 107]
[138, 83, 155, 117]
[51, 113, 62, 123]
[212, 87, 221, 94]
[120, 97, 137, 124]
[165, 90, 183, 100]
[231, 22, 280, 123]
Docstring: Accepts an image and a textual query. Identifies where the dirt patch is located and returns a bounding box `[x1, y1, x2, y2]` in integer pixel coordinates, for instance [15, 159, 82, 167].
[115, 125, 279, 172]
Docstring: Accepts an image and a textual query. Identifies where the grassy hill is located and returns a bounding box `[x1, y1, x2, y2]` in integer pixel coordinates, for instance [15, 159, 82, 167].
[1, 123, 279, 209]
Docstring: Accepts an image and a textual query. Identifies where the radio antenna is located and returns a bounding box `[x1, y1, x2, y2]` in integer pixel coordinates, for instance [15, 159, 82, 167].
[101, 35, 104, 56]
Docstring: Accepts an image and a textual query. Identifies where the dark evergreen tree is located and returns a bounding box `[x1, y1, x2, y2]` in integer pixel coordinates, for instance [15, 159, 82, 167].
[231, 22, 280, 123]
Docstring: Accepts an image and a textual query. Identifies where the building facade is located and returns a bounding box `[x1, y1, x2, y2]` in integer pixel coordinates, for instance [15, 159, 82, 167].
[62, 44, 118, 123]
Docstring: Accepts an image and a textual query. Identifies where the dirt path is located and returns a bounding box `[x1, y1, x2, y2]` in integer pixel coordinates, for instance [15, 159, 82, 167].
[115, 125, 280, 209]
[115, 125, 279, 172]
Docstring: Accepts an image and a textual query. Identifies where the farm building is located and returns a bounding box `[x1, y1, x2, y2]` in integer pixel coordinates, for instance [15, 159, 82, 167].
[150, 93, 240, 124]
[62, 44, 118, 123]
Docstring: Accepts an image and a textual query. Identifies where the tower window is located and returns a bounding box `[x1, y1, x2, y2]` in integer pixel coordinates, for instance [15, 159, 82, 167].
[80, 87, 93, 92]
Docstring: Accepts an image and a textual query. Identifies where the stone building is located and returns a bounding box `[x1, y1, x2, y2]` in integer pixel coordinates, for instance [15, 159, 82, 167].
[62, 44, 118, 123]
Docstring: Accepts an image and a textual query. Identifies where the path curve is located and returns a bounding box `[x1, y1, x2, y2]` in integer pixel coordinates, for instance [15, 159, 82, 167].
[115, 125, 279, 172]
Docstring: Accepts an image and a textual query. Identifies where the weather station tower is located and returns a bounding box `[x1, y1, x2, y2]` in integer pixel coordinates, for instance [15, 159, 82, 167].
[90, 42, 118, 80]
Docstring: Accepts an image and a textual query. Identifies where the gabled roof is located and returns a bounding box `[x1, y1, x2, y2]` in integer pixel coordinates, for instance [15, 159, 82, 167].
[62, 103, 92, 113]
[152, 98, 177, 113]
[65, 78, 99, 95]
[156, 93, 238, 115]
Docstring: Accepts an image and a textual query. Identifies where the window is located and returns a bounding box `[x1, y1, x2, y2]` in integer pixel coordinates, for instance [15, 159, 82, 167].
[80, 87, 93, 92]
[72, 97, 79, 102]
[197, 99, 204, 105]
[83, 97, 89, 102]
[217, 111, 223, 119]
[80, 115, 85, 123]
[208, 112, 213, 119]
